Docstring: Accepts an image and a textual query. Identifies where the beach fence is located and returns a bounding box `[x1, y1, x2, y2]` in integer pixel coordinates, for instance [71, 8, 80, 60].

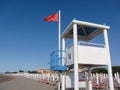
[8, 72, 120, 90]
[10, 73, 59, 85]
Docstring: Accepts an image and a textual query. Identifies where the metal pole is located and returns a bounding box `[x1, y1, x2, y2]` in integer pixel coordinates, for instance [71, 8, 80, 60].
[62, 72, 65, 90]
[61, 38, 66, 90]
[58, 10, 61, 60]
[58, 10, 61, 90]
[73, 24, 79, 90]
[62, 38, 65, 66]
[88, 68, 92, 90]
[103, 29, 114, 90]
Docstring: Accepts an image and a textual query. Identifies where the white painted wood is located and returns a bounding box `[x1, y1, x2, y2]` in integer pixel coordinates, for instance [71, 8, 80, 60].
[65, 45, 108, 65]
[73, 24, 79, 90]
[103, 29, 114, 90]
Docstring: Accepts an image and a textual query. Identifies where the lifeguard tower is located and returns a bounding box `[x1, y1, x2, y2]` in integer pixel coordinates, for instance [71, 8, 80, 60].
[50, 19, 114, 90]
[61, 20, 114, 90]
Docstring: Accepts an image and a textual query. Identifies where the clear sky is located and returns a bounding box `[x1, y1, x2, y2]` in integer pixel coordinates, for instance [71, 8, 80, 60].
[0, 0, 120, 72]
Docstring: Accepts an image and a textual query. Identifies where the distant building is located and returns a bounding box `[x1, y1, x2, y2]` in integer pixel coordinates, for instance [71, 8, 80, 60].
[36, 69, 51, 74]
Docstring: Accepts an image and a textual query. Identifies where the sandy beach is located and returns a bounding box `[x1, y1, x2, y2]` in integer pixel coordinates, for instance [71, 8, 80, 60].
[0, 76, 57, 90]
[0, 74, 119, 90]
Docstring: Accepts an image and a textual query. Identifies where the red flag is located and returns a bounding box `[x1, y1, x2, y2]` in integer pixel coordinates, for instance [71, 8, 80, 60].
[44, 12, 58, 22]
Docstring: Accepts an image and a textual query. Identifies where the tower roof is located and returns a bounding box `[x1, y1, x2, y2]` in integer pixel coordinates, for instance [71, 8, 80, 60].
[62, 20, 110, 40]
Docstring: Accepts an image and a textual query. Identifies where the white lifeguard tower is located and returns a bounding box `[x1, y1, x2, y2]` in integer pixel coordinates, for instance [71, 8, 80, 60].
[61, 20, 114, 90]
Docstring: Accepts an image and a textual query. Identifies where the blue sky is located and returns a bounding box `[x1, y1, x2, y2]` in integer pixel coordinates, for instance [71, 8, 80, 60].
[0, 0, 120, 72]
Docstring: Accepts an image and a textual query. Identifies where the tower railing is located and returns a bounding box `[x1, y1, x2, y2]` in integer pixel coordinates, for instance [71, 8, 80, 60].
[50, 50, 67, 71]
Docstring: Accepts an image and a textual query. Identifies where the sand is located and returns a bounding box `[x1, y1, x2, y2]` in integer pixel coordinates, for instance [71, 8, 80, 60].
[0, 76, 57, 90]
[0, 75, 119, 90]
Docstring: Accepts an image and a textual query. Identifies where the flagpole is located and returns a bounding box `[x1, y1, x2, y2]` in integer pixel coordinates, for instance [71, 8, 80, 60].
[58, 10, 61, 90]
[58, 10, 61, 62]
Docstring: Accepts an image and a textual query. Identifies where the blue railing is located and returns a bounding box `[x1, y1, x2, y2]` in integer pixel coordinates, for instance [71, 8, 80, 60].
[50, 50, 67, 71]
